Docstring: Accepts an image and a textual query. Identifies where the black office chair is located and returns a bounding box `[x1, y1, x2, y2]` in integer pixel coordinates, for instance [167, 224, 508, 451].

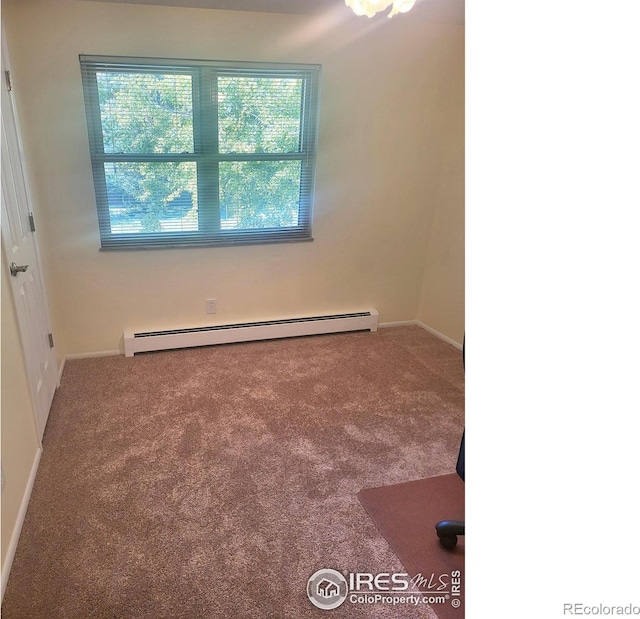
[435, 431, 465, 549]
[435, 336, 465, 550]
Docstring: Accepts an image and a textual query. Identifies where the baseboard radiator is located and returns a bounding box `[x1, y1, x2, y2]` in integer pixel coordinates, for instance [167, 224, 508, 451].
[124, 310, 379, 357]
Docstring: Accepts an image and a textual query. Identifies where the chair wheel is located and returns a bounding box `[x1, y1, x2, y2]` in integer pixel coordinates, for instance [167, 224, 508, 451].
[438, 534, 458, 550]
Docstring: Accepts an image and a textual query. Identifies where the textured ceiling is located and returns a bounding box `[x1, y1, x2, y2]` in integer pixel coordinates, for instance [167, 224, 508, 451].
[86, 0, 465, 23]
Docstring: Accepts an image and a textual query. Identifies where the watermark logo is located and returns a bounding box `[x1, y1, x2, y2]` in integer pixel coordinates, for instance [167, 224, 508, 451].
[563, 603, 640, 615]
[307, 568, 462, 610]
[307, 569, 349, 610]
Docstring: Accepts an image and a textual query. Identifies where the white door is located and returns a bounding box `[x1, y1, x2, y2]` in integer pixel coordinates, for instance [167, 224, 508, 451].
[2, 41, 58, 441]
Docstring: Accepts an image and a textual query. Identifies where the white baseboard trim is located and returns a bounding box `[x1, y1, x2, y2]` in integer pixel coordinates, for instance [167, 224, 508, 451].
[1, 446, 42, 602]
[415, 321, 463, 350]
[57, 351, 120, 384]
[65, 350, 121, 361]
[379, 320, 463, 350]
[57, 356, 66, 384]
[58, 328, 462, 361]
[379, 320, 418, 329]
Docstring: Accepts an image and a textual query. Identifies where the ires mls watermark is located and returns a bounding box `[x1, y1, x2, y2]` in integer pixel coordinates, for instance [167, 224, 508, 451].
[307, 568, 463, 611]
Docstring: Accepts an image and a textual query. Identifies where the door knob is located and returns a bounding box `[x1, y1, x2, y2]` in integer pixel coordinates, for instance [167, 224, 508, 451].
[10, 262, 29, 277]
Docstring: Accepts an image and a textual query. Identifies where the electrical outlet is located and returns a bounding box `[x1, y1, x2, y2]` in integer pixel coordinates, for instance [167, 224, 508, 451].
[206, 298, 217, 314]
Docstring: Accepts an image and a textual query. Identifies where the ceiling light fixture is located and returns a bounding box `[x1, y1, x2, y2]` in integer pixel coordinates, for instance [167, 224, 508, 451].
[345, 0, 416, 18]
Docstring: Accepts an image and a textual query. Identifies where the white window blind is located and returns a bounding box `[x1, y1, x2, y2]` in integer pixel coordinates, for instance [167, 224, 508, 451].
[80, 56, 320, 249]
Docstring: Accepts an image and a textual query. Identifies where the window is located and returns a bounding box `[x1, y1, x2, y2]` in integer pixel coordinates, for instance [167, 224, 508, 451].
[80, 56, 320, 249]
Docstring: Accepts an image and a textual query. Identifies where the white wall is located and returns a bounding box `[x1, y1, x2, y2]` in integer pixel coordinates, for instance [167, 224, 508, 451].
[417, 26, 464, 342]
[3, 0, 464, 357]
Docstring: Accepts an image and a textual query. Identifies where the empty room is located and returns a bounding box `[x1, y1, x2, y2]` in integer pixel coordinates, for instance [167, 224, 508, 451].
[1, 0, 464, 616]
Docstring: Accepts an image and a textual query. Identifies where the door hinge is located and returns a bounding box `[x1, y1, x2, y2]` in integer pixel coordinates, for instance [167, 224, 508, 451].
[29, 213, 36, 232]
[5, 70, 12, 92]
[48, 333, 55, 348]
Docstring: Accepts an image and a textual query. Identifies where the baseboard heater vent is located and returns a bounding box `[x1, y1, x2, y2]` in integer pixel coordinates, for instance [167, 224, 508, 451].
[124, 310, 378, 357]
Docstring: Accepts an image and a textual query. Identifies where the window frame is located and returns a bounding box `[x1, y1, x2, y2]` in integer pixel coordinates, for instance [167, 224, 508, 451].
[80, 55, 320, 250]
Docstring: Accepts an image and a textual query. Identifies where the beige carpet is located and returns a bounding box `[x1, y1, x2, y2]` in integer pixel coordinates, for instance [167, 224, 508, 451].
[2, 325, 464, 618]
